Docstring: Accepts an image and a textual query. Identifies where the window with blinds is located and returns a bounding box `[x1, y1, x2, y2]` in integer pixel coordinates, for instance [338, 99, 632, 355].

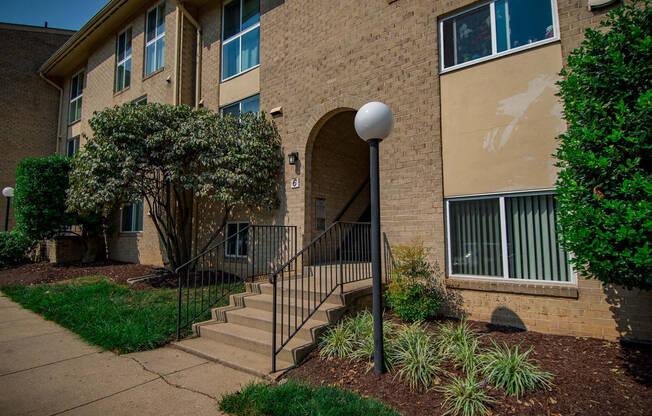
[447, 192, 572, 282]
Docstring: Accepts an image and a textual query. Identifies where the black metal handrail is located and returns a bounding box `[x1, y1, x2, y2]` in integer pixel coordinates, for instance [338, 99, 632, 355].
[176, 224, 297, 339]
[270, 221, 372, 372]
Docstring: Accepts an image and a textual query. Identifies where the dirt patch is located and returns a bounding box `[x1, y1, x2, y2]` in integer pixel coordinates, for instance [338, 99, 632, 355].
[0, 261, 166, 289]
[286, 318, 652, 416]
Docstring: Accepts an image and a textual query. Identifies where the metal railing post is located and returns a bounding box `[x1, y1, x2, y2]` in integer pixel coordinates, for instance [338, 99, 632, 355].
[339, 224, 344, 295]
[176, 271, 182, 340]
[272, 273, 277, 373]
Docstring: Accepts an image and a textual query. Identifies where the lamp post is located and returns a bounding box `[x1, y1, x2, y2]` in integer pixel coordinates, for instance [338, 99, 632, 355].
[2, 187, 14, 232]
[354, 101, 394, 375]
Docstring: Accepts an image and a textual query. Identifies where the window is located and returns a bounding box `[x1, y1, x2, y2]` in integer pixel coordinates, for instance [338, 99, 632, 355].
[133, 96, 147, 105]
[440, 0, 558, 71]
[220, 94, 260, 117]
[115, 28, 132, 92]
[226, 222, 249, 257]
[315, 198, 326, 231]
[145, 3, 165, 76]
[222, 0, 260, 80]
[121, 201, 144, 232]
[446, 192, 572, 282]
[66, 137, 79, 157]
[69, 71, 84, 124]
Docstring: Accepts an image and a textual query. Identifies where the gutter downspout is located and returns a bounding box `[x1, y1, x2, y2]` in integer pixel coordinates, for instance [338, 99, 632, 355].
[173, 3, 181, 105]
[39, 72, 63, 154]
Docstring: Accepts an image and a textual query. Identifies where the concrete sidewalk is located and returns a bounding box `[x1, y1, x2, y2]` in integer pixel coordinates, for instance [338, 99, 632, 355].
[0, 293, 258, 416]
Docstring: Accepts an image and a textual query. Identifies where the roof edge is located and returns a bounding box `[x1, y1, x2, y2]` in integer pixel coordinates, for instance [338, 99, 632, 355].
[0, 22, 75, 35]
[39, 0, 129, 76]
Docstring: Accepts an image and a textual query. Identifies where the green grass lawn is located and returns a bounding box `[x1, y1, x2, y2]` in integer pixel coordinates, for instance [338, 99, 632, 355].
[218, 380, 399, 416]
[1, 276, 238, 353]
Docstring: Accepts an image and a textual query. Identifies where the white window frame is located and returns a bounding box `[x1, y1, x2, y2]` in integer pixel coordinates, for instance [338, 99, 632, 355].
[66, 136, 79, 157]
[219, 94, 260, 117]
[221, 0, 260, 81]
[444, 189, 576, 285]
[226, 222, 249, 258]
[145, 2, 165, 76]
[69, 70, 84, 124]
[115, 27, 132, 92]
[439, 0, 560, 73]
[120, 201, 144, 233]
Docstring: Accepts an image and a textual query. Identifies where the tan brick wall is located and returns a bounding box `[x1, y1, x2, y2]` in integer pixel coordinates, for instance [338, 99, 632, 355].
[0, 24, 72, 230]
[258, 0, 652, 342]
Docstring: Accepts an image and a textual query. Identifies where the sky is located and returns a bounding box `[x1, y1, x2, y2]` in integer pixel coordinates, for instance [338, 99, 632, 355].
[0, 0, 109, 31]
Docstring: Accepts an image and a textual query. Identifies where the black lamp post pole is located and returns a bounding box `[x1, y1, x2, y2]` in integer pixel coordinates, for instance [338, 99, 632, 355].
[369, 138, 385, 375]
[4, 196, 11, 232]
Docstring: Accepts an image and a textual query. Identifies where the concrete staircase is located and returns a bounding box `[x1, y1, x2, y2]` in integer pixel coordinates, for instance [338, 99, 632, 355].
[172, 275, 372, 377]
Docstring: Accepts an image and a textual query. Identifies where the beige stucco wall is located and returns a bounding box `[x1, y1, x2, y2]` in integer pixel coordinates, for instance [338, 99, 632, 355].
[441, 43, 566, 197]
[218, 67, 260, 107]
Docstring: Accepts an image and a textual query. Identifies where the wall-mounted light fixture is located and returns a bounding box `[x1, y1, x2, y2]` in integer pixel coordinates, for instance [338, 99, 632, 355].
[588, 0, 619, 10]
[288, 152, 299, 165]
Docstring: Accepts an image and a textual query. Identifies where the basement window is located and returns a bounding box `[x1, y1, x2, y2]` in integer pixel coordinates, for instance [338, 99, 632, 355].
[226, 222, 249, 257]
[440, 0, 558, 72]
[66, 136, 79, 157]
[145, 2, 165, 76]
[222, 0, 260, 81]
[115, 27, 132, 92]
[68, 70, 84, 124]
[220, 94, 260, 117]
[121, 201, 144, 233]
[445, 191, 572, 283]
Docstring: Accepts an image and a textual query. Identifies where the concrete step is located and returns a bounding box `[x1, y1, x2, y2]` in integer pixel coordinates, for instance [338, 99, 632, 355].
[224, 305, 330, 337]
[197, 322, 315, 363]
[172, 337, 293, 377]
[256, 279, 373, 304]
[241, 293, 345, 322]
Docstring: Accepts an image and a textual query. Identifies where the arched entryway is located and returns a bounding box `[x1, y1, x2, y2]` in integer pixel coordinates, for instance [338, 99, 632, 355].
[305, 109, 370, 241]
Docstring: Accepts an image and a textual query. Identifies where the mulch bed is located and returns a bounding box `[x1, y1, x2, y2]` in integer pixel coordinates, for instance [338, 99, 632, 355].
[286, 317, 652, 416]
[0, 261, 170, 290]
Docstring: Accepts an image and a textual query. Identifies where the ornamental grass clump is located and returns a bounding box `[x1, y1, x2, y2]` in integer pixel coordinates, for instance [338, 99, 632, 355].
[479, 340, 553, 397]
[347, 310, 397, 369]
[319, 322, 356, 359]
[393, 322, 442, 391]
[451, 336, 481, 374]
[435, 319, 478, 357]
[440, 371, 494, 416]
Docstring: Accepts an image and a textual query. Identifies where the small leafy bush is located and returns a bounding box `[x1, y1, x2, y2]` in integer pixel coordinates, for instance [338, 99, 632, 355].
[319, 322, 356, 359]
[218, 380, 400, 416]
[386, 241, 445, 322]
[440, 371, 494, 416]
[393, 322, 441, 390]
[479, 340, 553, 397]
[0, 230, 34, 268]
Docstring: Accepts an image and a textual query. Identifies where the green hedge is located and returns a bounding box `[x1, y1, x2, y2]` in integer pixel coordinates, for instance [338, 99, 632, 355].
[0, 231, 34, 268]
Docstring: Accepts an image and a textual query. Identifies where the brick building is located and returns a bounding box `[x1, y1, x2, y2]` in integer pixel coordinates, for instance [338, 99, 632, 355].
[0, 23, 73, 230]
[38, 0, 651, 344]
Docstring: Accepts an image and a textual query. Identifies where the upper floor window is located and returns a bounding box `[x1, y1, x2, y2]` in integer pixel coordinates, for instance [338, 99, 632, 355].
[66, 136, 79, 157]
[145, 3, 165, 76]
[121, 201, 144, 233]
[220, 94, 260, 117]
[222, 0, 260, 81]
[440, 0, 557, 72]
[69, 71, 84, 124]
[115, 28, 132, 92]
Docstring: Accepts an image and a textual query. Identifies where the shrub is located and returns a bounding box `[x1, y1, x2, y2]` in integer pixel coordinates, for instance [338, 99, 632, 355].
[393, 322, 441, 390]
[386, 241, 445, 322]
[479, 340, 552, 397]
[555, 0, 652, 289]
[13, 155, 75, 240]
[218, 380, 400, 416]
[0, 231, 34, 268]
[319, 322, 356, 359]
[440, 371, 494, 416]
